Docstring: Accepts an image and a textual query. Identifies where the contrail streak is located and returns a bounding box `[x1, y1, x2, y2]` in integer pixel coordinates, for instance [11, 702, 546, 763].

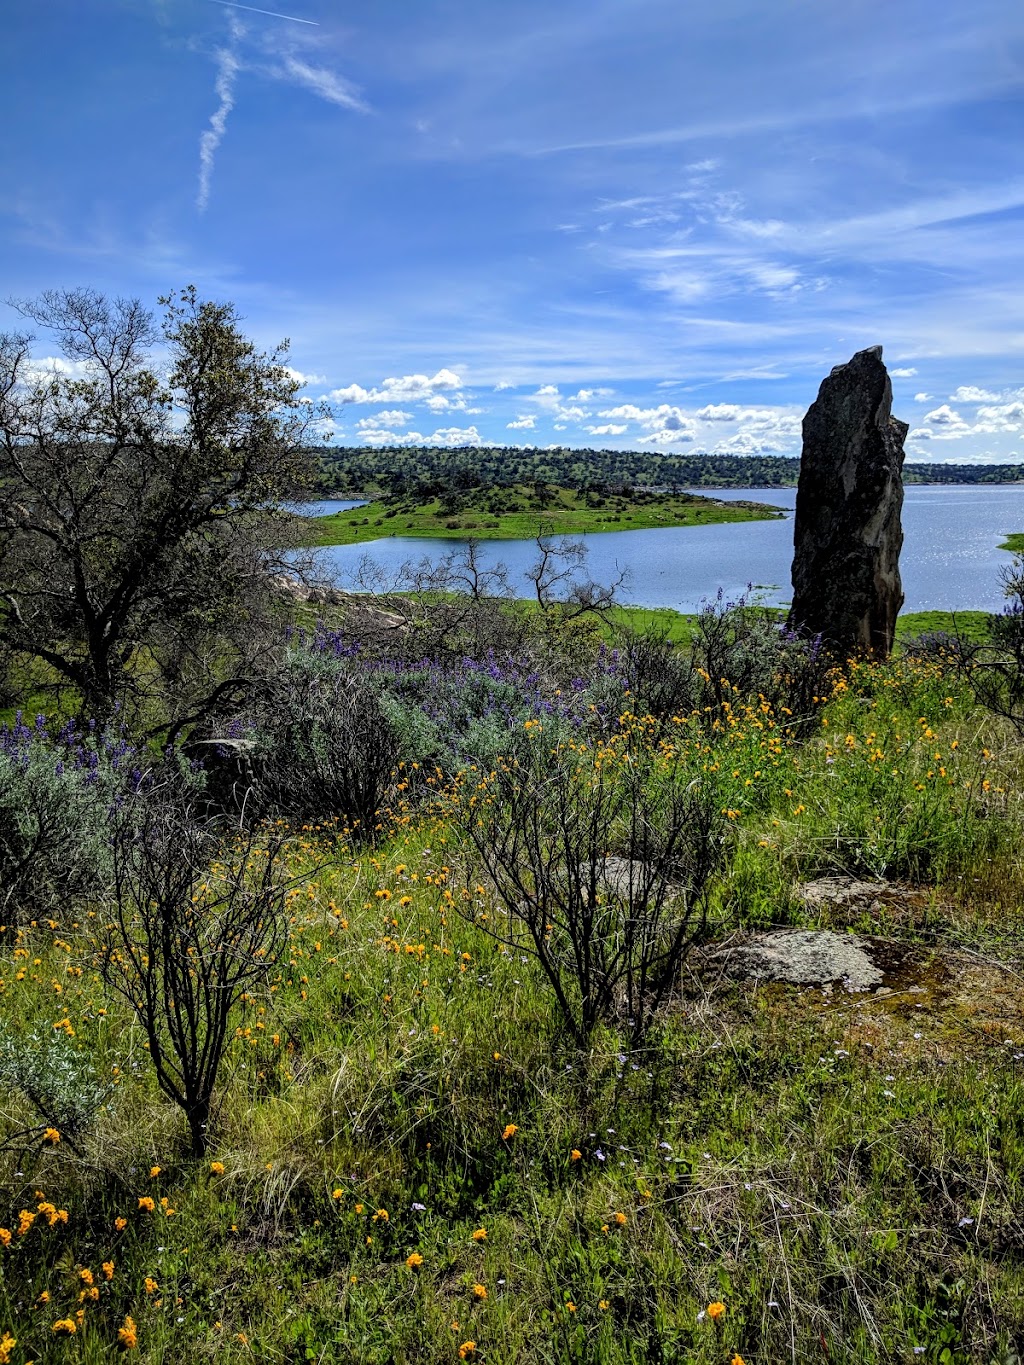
[197, 17, 243, 211]
[209, 0, 318, 24]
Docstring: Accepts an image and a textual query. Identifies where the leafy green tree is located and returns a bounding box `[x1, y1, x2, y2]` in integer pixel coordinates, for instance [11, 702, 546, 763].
[0, 286, 315, 731]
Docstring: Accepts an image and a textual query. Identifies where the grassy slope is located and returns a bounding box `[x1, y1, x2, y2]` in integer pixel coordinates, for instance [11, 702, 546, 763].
[999, 533, 1024, 553]
[298, 485, 784, 547]
[581, 603, 994, 648]
[2, 657, 1024, 1361]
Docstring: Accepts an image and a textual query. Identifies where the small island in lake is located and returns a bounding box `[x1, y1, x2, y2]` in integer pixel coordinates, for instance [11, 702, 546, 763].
[297, 481, 785, 547]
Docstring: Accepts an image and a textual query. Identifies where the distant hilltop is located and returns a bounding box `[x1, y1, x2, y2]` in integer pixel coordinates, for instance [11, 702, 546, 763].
[307, 444, 1024, 499]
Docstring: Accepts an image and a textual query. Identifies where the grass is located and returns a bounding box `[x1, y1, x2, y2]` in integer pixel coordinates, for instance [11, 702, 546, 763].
[600, 604, 995, 650]
[998, 533, 1024, 553]
[297, 484, 785, 547]
[2, 654, 1024, 1361]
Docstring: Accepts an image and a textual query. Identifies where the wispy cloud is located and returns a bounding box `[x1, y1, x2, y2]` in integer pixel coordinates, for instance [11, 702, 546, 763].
[197, 17, 244, 212]
[278, 57, 368, 112]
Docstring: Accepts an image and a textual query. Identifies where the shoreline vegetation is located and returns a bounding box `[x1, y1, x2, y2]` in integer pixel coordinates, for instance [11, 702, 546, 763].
[296, 485, 785, 547]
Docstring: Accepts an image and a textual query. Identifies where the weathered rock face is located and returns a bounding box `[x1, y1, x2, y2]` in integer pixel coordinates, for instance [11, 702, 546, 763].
[789, 346, 908, 658]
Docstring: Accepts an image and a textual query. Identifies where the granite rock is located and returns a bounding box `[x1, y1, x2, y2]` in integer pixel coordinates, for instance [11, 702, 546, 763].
[789, 346, 908, 658]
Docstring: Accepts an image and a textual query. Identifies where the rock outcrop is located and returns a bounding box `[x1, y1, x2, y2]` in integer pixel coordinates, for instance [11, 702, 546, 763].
[789, 346, 908, 658]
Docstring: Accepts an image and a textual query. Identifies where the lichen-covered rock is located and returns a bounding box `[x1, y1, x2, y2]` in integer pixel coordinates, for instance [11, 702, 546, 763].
[789, 346, 908, 658]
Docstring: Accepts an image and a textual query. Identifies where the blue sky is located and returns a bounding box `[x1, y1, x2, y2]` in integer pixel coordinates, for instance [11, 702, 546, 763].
[3, 0, 1023, 461]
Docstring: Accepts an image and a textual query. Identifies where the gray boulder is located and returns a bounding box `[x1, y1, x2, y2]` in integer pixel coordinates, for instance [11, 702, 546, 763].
[789, 346, 908, 658]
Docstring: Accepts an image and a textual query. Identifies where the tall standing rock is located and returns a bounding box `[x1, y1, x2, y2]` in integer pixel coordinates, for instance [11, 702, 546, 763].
[789, 346, 908, 658]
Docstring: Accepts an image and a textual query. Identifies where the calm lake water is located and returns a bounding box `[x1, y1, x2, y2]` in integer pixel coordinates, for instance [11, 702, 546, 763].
[306, 486, 1024, 614]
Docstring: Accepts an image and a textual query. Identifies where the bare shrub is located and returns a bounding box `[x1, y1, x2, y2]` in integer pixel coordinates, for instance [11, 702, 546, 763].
[252, 647, 400, 838]
[456, 726, 726, 1046]
[100, 797, 297, 1156]
[951, 553, 1024, 734]
[622, 629, 698, 720]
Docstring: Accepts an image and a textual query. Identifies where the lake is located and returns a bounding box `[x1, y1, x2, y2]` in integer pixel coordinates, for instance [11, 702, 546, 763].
[305, 486, 1024, 614]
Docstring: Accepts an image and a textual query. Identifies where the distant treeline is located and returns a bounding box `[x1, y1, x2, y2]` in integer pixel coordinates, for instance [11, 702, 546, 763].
[309, 445, 1024, 498]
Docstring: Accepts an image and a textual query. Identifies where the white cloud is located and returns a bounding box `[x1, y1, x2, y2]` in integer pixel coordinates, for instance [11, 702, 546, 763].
[587, 423, 628, 436]
[425, 425, 482, 446]
[284, 366, 325, 386]
[569, 387, 613, 401]
[350, 427, 415, 446]
[976, 401, 1024, 429]
[197, 18, 243, 212]
[493, 380, 515, 391]
[506, 415, 536, 429]
[950, 385, 1001, 403]
[890, 367, 918, 378]
[326, 368, 462, 404]
[357, 410, 412, 428]
[425, 392, 473, 412]
[914, 392, 933, 402]
[348, 423, 482, 447]
[21, 355, 93, 384]
[695, 403, 742, 422]
[923, 404, 966, 427]
[600, 403, 696, 433]
[638, 428, 695, 446]
[278, 57, 368, 112]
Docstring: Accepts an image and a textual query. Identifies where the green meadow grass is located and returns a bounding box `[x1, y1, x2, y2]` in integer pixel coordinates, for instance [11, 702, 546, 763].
[2, 656, 1023, 1362]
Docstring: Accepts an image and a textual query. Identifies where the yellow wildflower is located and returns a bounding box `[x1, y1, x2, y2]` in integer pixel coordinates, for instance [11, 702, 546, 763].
[144, 1277, 158, 1295]
[501, 1123, 518, 1141]
[118, 1315, 139, 1349]
[707, 1301, 726, 1321]
[570, 1149, 582, 1161]
[458, 1343, 476, 1359]
[473, 1284, 487, 1299]
[0, 1333, 15, 1365]
[52, 1319, 77, 1335]
[0, 1229, 10, 1247]
[43, 1127, 61, 1144]
[614, 1211, 627, 1226]
[137, 1197, 155, 1213]
[79, 1268, 94, 1286]
[405, 1253, 424, 1269]
[114, 1216, 127, 1231]
[149, 1166, 161, 1179]
[209, 1162, 225, 1175]
[102, 1261, 115, 1280]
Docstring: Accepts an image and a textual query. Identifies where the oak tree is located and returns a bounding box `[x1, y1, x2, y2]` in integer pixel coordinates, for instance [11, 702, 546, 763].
[0, 286, 315, 731]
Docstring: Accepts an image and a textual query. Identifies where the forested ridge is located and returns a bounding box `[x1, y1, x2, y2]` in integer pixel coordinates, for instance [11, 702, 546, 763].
[310, 445, 1024, 497]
